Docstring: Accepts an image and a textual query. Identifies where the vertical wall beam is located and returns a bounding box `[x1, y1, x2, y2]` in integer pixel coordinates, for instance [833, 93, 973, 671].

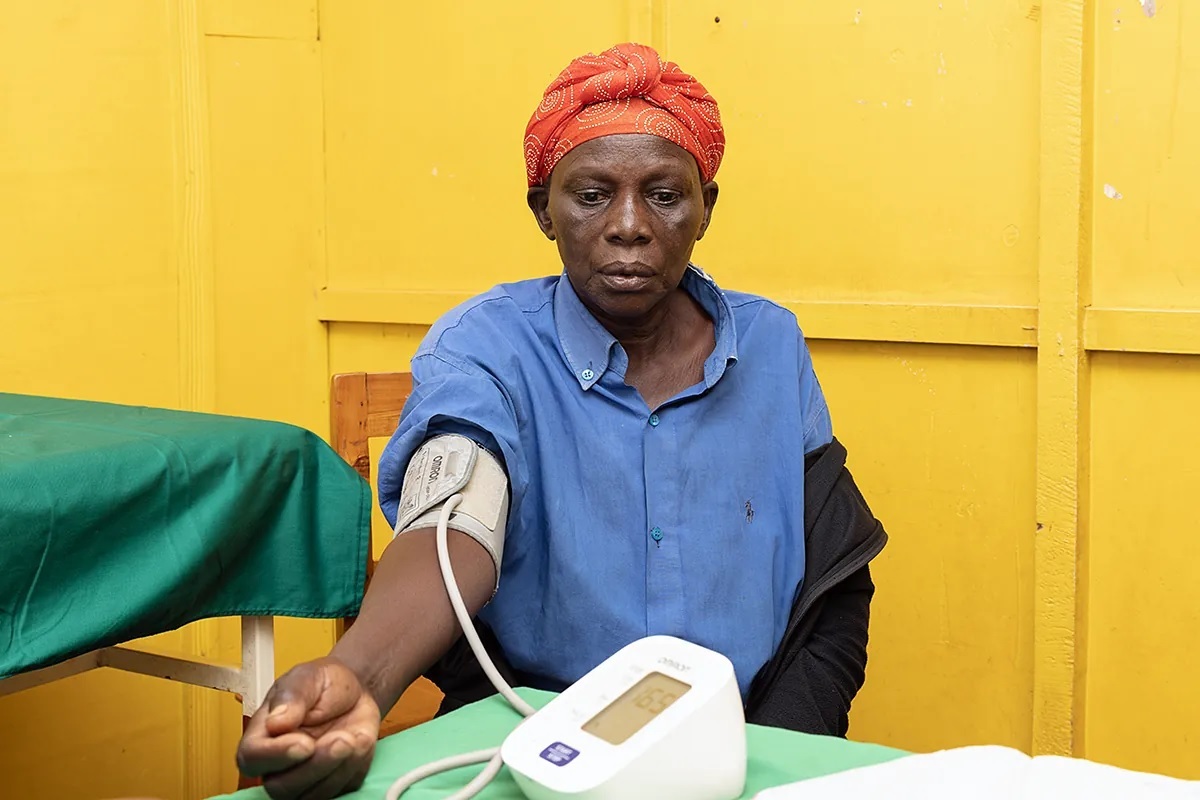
[627, 0, 668, 52]
[173, 0, 215, 414]
[169, 0, 221, 794]
[1033, 0, 1088, 756]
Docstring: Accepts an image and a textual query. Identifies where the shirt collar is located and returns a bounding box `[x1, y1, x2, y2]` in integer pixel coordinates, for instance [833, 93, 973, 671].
[554, 265, 739, 391]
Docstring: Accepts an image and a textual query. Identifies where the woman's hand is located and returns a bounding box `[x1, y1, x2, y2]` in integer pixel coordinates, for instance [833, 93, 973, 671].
[236, 527, 497, 798]
[236, 658, 380, 800]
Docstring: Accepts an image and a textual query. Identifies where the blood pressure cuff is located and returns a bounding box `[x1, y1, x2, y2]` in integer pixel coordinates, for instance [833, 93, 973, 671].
[395, 433, 509, 595]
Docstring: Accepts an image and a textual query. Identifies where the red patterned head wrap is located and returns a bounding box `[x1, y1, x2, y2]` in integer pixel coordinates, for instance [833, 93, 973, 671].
[523, 43, 725, 187]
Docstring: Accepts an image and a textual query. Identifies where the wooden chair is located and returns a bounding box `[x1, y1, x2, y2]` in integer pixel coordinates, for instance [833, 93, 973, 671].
[330, 371, 445, 737]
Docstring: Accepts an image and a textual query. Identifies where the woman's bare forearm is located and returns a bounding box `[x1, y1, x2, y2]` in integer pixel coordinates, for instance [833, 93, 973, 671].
[329, 528, 496, 716]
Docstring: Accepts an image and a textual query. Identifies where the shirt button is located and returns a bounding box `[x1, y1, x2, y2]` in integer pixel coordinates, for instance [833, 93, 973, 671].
[648, 413, 660, 427]
[650, 526, 663, 542]
[580, 368, 595, 381]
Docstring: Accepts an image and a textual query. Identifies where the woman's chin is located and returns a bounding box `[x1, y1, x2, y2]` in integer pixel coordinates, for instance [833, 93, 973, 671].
[589, 292, 665, 323]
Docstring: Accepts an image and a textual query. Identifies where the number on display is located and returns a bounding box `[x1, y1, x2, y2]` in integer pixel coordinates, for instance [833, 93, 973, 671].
[634, 688, 679, 715]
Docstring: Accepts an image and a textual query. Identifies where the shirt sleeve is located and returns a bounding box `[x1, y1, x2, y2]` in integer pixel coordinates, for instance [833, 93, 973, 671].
[799, 331, 834, 454]
[376, 351, 525, 530]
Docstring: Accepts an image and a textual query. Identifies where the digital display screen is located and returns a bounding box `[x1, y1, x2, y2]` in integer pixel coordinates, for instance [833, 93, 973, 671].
[581, 671, 692, 745]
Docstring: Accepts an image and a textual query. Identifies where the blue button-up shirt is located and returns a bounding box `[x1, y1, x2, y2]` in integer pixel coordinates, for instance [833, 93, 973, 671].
[378, 266, 833, 698]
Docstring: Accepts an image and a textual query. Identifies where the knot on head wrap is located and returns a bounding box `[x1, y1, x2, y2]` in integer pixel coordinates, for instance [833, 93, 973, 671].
[523, 43, 725, 187]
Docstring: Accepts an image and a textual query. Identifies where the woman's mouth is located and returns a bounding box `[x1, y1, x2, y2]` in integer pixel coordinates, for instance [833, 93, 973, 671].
[598, 263, 656, 292]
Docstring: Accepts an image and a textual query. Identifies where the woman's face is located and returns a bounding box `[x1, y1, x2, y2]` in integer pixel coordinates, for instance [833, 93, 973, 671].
[528, 134, 719, 325]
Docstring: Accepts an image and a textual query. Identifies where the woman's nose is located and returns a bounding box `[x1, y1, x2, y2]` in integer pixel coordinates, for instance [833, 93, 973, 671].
[604, 192, 651, 245]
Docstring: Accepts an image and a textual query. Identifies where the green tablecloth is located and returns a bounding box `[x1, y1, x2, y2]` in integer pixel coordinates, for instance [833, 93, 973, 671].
[214, 690, 907, 799]
[0, 393, 371, 678]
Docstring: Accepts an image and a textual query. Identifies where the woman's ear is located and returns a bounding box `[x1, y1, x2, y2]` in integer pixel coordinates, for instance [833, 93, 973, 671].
[696, 181, 720, 241]
[527, 187, 556, 241]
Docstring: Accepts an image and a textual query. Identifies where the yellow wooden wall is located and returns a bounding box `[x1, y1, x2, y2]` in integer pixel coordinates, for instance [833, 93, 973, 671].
[0, 2, 329, 797]
[2, 1, 1198, 797]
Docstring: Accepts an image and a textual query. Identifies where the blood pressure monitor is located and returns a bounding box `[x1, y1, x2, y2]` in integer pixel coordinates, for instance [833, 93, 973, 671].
[500, 635, 747, 800]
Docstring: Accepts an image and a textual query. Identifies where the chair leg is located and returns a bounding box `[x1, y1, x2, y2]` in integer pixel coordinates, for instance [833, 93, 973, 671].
[379, 678, 444, 738]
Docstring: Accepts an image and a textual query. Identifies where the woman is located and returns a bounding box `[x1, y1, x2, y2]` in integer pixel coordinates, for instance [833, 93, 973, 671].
[237, 43, 887, 800]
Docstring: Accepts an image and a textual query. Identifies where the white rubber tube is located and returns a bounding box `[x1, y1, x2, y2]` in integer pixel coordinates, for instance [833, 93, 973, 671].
[385, 494, 534, 799]
[434, 494, 536, 718]
[383, 748, 501, 800]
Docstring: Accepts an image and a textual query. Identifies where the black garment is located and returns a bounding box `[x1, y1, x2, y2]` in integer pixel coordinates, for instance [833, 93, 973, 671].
[744, 437, 888, 736]
[425, 437, 887, 737]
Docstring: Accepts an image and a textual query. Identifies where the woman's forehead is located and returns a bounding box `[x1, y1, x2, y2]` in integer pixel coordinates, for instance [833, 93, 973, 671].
[551, 134, 700, 182]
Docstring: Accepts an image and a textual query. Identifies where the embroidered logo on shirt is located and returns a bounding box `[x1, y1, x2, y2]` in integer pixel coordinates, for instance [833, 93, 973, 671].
[745, 500, 754, 523]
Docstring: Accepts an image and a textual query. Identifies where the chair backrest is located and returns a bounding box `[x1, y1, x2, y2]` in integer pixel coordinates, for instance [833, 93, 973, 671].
[330, 371, 413, 485]
[330, 371, 412, 600]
